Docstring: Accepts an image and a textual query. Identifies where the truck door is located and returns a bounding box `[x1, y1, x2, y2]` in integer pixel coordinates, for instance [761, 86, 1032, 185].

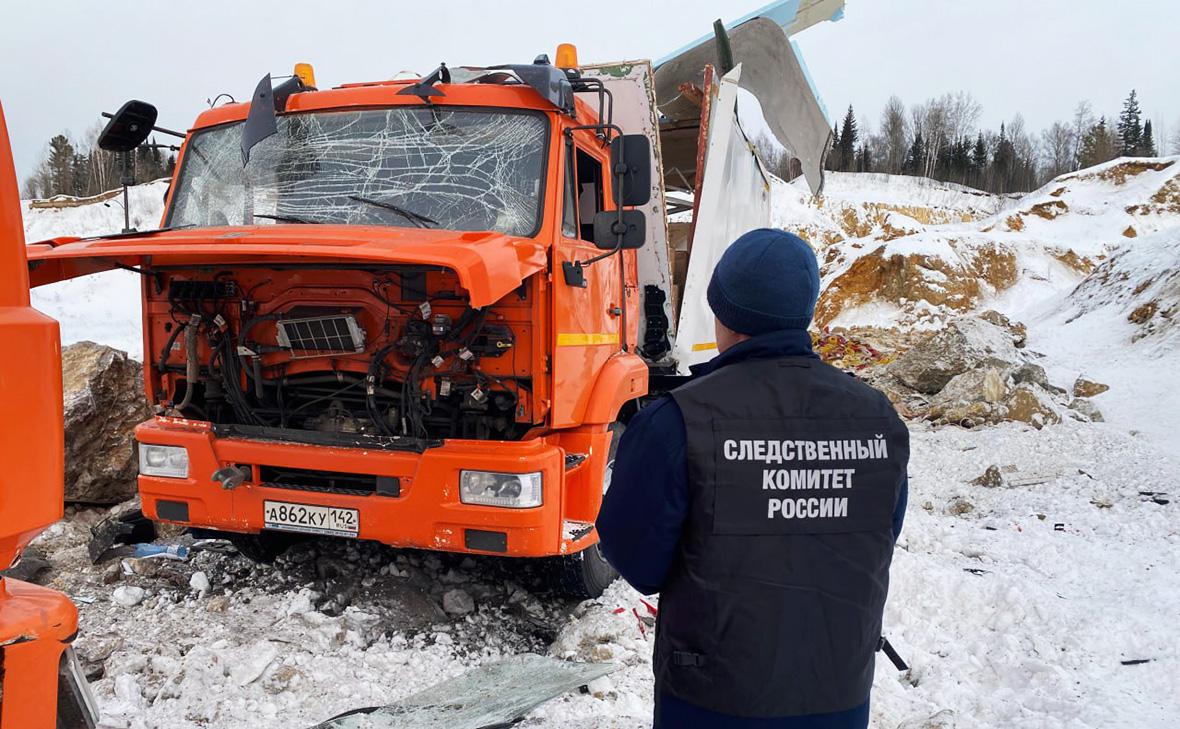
[550, 134, 627, 428]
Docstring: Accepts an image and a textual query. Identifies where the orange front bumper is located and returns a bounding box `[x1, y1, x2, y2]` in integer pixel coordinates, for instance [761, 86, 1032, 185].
[135, 417, 604, 558]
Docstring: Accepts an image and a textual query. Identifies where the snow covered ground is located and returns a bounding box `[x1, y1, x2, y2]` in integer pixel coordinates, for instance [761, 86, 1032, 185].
[20, 172, 1180, 728]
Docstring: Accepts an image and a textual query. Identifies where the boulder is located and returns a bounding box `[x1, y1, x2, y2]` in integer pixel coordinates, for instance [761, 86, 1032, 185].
[1068, 398, 1105, 422]
[1072, 377, 1110, 398]
[886, 317, 1022, 394]
[977, 309, 1028, 348]
[926, 367, 1010, 427]
[1004, 385, 1061, 429]
[62, 343, 152, 504]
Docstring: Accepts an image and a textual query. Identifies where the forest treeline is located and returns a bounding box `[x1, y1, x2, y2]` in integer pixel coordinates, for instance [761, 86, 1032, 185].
[807, 90, 1171, 194]
[21, 122, 175, 199]
[21, 89, 1177, 200]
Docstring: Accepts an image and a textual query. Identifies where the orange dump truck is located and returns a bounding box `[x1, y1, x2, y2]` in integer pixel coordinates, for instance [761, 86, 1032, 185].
[0, 100, 99, 727]
[26, 20, 837, 598]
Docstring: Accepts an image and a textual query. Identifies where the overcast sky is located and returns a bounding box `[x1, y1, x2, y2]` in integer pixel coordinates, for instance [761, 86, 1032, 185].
[2, 0, 1177, 184]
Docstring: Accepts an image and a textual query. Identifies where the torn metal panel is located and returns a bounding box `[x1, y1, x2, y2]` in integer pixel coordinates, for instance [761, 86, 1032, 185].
[310, 654, 614, 729]
[653, 1, 843, 194]
[672, 66, 772, 374]
[654, 0, 845, 67]
[580, 61, 677, 365]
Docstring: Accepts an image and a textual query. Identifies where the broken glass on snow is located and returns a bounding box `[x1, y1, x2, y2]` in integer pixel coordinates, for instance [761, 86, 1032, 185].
[309, 654, 614, 729]
[168, 107, 548, 237]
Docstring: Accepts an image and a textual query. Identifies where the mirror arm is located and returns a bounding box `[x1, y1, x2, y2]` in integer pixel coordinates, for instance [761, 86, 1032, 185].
[101, 112, 185, 140]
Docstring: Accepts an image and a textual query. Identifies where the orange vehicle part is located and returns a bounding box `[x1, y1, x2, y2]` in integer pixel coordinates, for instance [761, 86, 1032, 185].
[24, 70, 650, 572]
[0, 101, 89, 727]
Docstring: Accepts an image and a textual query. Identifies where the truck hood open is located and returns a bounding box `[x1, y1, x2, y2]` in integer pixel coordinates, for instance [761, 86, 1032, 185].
[25, 225, 547, 308]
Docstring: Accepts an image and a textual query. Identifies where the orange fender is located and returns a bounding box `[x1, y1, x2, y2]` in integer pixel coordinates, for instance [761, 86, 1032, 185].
[582, 351, 649, 424]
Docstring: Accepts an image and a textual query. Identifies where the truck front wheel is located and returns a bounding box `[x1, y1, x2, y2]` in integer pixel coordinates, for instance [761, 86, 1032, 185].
[558, 541, 618, 598]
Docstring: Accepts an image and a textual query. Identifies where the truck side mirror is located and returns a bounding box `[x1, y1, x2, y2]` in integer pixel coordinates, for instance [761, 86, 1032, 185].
[97, 100, 158, 152]
[610, 134, 651, 207]
[592, 209, 646, 250]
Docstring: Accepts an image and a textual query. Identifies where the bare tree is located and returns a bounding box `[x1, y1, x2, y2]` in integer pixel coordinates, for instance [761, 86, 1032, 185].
[1171, 117, 1180, 155]
[1070, 100, 1095, 170]
[879, 95, 908, 174]
[1040, 121, 1075, 180]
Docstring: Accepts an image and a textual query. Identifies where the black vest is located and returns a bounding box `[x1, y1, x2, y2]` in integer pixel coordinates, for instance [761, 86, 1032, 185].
[662, 355, 908, 718]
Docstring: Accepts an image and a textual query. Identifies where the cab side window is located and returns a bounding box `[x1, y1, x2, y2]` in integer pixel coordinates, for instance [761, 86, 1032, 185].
[560, 143, 605, 242]
[561, 145, 578, 238]
[575, 148, 604, 241]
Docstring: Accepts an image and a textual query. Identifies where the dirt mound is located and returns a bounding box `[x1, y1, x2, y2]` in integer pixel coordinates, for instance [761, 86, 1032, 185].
[817, 239, 1018, 327]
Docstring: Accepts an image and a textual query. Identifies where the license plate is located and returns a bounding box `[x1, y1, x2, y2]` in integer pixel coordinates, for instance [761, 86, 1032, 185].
[263, 500, 358, 537]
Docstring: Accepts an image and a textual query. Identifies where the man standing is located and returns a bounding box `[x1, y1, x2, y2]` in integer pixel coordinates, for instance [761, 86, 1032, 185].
[597, 228, 909, 729]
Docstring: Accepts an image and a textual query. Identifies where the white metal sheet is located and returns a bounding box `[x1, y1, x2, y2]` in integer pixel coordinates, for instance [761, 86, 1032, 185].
[671, 66, 773, 374]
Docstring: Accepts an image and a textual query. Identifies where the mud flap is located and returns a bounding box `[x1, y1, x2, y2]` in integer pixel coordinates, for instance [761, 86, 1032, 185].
[310, 654, 614, 729]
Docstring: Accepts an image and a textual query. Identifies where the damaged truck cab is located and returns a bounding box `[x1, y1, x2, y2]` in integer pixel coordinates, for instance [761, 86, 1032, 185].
[31, 57, 653, 596]
[27, 5, 840, 597]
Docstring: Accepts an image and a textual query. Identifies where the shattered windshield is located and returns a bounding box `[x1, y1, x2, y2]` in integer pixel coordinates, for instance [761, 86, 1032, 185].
[167, 107, 548, 236]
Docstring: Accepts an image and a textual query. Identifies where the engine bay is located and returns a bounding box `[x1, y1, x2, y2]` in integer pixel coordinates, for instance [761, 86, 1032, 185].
[146, 266, 537, 445]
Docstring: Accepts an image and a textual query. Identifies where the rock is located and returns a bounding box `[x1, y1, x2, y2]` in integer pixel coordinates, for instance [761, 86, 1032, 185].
[971, 466, 1006, 489]
[442, 588, 475, 616]
[946, 496, 975, 516]
[1004, 385, 1061, 429]
[927, 367, 1010, 427]
[111, 585, 146, 607]
[1069, 398, 1105, 422]
[1011, 363, 1055, 391]
[101, 561, 122, 584]
[61, 343, 152, 504]
[1072, 377, 1110, 398]
[189, 571, 211, 595]
[887, 318, 1021, 394]
[977, 309, 1028, 348]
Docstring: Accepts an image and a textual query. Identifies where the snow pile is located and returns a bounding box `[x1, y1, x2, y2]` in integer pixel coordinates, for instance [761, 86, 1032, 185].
[778, 171, 1003, 249]
[23, 181, 165, 356]
[816, 158, 1180, 330]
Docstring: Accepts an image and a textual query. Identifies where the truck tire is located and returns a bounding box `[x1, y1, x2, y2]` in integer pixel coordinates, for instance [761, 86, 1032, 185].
[559, 422, 624, 598]
[559, 542, 618, 599]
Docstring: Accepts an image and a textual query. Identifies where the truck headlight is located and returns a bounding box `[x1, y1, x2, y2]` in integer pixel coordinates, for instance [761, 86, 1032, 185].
[138, 444, 189, 478]
[459, 470, 542, 508]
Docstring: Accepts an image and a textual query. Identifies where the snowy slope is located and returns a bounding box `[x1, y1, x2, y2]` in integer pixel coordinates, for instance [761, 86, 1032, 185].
[23, 181, 165, 357]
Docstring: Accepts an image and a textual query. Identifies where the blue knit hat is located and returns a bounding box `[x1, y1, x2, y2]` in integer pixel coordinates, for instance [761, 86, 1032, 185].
[706, 228, 819, 334]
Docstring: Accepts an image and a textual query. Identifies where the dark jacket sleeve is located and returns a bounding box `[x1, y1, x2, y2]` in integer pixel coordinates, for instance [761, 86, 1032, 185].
[892, 475, 908, 541]
[595, 396, 689, 595]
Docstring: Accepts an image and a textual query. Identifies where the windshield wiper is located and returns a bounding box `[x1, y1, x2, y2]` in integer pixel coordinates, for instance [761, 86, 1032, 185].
[252, 213, 324, 225]
[349, 195, 438, 229]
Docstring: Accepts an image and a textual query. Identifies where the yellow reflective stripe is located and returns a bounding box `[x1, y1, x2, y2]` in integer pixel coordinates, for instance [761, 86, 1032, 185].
[692, 342, 718, 352]
[557, 332, 620, 346]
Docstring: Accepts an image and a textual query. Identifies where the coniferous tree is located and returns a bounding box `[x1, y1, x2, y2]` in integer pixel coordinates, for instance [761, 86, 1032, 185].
[1117, 90, 1143, 156]
[971, 133, 988, 188]
[992, 123, 1015, 192]
[838, 106, 858, 172]
[1140, 120, 1157, 156]
[1079, 117, 1118, 168]
[905, 131, 925, 175]
[825, 122, 841, 172]
[46, 135, 77, 197]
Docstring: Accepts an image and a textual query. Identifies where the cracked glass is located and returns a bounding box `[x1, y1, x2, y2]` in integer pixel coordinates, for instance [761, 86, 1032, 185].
[168, 107, 548, 237]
